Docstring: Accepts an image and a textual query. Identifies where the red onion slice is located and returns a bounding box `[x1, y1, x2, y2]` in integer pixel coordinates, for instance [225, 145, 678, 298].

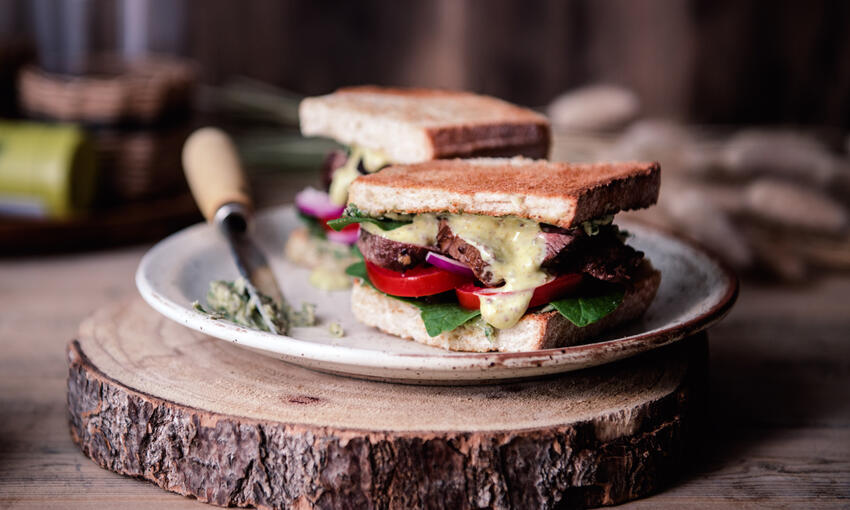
[295, 187, 345, 219]
[425, 252, 475, 278]
[473, 286, 509, 295]
[326, 227, 359, 245]
[473, 275, 556, 296]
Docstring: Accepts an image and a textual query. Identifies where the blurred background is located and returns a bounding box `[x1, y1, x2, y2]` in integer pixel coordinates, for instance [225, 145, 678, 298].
[1, 0, 849, 282]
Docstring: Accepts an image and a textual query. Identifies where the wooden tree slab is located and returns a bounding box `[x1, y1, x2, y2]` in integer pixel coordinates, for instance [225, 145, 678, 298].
[67, 298, 708, 509]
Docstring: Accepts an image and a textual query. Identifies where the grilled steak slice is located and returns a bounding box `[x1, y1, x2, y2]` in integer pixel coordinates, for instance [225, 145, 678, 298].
[436, 219, 643, 285]
[539, 224, 582, 264]
[321, 150, 349, 190]
[357, 228, 430, 272]
[436, 219, 498, 284]
[543, 226, 643, 283]
[436, 220, 584, 285]
[575, 232, 644, 283]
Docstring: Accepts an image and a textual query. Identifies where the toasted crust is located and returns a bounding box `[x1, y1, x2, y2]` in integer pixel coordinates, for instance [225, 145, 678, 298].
[299, 86, 551, 163]
[348, 158, 660, 228]
[351, 260, 661, 353]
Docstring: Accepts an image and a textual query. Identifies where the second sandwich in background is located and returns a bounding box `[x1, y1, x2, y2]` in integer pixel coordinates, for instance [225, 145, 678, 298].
[287, 86, 551, 289]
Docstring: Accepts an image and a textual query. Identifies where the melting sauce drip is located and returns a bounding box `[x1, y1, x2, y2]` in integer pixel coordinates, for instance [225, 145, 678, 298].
[445, 215, 548, 329]
[328, 145, 392, 205]
[364, 213, 553, 329]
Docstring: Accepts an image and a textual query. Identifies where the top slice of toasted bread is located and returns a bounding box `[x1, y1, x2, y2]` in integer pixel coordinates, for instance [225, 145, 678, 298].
[347, 157, 660, 228]
[299, 87, 551, 163]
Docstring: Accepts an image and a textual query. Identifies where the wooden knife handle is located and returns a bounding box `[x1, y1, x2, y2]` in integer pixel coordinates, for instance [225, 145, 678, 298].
[182, 127, 252, 222]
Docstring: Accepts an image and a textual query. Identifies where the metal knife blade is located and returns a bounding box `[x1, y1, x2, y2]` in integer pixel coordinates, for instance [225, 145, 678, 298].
[215, 203, 285, 334]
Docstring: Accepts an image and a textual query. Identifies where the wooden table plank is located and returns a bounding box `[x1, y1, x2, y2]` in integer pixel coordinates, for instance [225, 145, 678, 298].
[1, 229, 848, 508]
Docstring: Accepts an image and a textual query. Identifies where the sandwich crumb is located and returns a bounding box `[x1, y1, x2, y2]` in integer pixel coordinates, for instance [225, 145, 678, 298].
[328, 321, 345, 338]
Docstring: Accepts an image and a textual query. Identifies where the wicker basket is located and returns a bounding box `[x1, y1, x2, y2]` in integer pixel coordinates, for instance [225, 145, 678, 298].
[92, 125, 191, 204]
[18, 55, 196, 125]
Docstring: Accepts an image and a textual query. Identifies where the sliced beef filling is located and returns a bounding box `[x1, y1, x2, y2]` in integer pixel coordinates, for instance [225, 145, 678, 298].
[558, 229, 644, 283]
[360, 217, 644, 283]
[437, 220, 643, 285]
[437, 219, 588, 285]
[539, 224, 583, 264]
[357, 228, 430, 272]
[436, 219, 499, 285]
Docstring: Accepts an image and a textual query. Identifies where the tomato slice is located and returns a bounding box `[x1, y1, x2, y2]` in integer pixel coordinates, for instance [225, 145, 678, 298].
[365, 260, 473, 297]
[455, 273, 583, 310]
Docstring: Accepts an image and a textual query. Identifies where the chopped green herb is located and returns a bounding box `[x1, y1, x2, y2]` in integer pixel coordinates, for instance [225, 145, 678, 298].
[202, 279, 287, 332]
[472, 317, 496, 343]
[581, 214, 614, 236]
[193, 301, 224, 319]
[288, 302, 317, 328]
[328, 321, 345, 338]
[196, 278, 317, 334]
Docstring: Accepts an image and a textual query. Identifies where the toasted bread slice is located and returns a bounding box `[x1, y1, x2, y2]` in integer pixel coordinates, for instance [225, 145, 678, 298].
[347, 158, 660, 228]
[351, 260, 661, 353]
[299, 87, 551, 163]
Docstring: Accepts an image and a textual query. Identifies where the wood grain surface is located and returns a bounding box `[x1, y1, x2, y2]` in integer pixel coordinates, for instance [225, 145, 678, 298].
[1, 175, 849, 508]
[66, 299, 706, 508]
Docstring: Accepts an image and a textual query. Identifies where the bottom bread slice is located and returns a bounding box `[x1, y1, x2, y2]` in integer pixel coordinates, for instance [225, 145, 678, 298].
[351, 260, 661, 352]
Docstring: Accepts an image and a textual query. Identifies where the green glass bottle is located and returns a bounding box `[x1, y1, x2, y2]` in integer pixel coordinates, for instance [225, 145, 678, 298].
[0, 121, 97, 219]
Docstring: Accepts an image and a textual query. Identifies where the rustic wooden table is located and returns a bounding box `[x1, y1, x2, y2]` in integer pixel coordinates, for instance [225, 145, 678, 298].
[1, 178, 848, 508]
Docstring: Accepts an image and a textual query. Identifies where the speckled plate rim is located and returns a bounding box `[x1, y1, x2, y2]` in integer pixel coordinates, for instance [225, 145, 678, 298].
[136, 206, 738, 381]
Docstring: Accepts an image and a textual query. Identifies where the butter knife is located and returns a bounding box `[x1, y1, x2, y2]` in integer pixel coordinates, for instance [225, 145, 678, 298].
[182, 127, 285, 334]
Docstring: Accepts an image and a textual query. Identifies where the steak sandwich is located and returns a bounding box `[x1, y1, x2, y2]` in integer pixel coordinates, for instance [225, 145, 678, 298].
[330, 157, 662, 352]
[286, 87, 550, 289]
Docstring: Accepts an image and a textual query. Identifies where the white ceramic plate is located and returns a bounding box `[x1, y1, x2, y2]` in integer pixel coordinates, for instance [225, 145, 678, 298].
[136, 206, 737, 384]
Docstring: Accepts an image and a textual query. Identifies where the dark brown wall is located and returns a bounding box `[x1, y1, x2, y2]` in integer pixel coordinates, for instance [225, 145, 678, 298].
[2, 0, 849, 127]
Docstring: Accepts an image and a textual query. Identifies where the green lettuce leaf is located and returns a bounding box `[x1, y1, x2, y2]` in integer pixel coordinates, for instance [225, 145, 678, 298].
[410, 302, 481, 337]
[549, 283, 624, 327]
[344, 259, 369, 279]
[327, 204, 410, 231]
[345, 261, 480, 337]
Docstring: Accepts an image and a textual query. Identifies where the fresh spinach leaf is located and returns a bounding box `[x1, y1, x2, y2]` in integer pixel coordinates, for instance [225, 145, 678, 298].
[409, 302, 481, 337]
[326, 216, 403, 231]
[345, 260, 369, 279]
[327, 204, 410, 231]
[549, 283, 624, 327]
